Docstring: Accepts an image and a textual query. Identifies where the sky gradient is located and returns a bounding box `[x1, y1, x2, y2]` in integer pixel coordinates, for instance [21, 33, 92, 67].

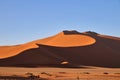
[0, 0, 120, 45]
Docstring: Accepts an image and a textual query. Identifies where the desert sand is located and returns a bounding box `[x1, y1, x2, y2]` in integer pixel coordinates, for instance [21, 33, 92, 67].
[0, 67, 120, 80]
[0, 30, 120, 68]
[0, 30, 120, 79]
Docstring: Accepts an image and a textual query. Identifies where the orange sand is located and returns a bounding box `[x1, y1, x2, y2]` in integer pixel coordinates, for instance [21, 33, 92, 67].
[0, 30, 120, 68]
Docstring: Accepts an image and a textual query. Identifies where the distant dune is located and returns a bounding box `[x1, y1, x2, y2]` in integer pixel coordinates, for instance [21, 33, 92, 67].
[0, 30, 120, 68]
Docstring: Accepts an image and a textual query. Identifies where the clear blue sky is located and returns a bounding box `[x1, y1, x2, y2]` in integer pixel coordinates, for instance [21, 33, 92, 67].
[0, 0, 120, 45]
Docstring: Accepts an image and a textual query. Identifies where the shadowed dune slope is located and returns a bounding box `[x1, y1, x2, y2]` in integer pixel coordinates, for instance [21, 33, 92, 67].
[0, 30, 120, 68]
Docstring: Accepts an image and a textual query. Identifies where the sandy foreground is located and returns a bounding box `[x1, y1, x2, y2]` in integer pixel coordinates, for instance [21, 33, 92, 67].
[0, 67, 120, 80]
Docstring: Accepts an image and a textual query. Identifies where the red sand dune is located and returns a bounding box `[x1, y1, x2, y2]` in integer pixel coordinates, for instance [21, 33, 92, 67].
[0, 30, 120, 68]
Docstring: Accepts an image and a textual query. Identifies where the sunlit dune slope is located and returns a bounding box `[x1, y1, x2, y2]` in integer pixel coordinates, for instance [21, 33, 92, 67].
[41, 30, 96, 47]
[0, 30, 120, 68]
[0, 35, 55, 58]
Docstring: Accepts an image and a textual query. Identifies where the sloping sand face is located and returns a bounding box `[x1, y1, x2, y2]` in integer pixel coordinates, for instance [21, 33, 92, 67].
[0, 45, 35, 59]
[41, 30, 96, 47]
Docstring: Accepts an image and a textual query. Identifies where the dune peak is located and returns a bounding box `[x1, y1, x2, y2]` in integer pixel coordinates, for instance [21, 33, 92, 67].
[84, 31, 98, 35]
[62, 30, 81, 35]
